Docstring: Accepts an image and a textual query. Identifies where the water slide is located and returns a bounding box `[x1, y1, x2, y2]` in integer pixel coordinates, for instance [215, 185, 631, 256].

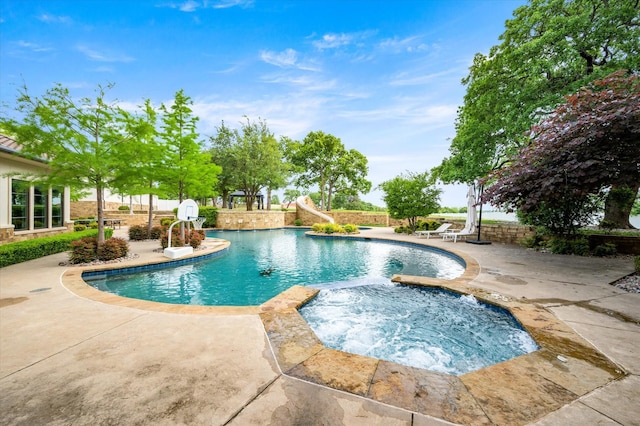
[295, 196, 334, 224]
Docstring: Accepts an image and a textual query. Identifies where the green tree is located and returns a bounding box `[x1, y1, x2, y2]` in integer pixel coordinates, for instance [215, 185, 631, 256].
[157, 90, 220, 203]
[111, 99, 163, 232]
[484, 71, 640, 232]
[1, 83, 145, 243]
[210, 117, 285, 211]
[286, 131, 371, 211]
[379, 172, 441, 233]
[437, 0, 640, 209]
[209, 121, 238, 208]
[283, 188, 301, 208]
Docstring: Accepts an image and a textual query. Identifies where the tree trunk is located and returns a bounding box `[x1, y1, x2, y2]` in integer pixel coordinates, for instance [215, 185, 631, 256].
[96, 184, 105, 244]
[266, 188, 272, 210]
[147, 189, 154, 234]
[601, 184, 639, 229]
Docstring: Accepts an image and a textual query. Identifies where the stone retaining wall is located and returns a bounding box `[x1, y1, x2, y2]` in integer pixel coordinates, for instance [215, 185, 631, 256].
[1, 222, 75, 244]
[215, 210, 287, 230]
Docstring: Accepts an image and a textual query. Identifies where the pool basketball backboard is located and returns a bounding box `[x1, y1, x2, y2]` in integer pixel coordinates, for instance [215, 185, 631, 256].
[176, 199, 199, 221]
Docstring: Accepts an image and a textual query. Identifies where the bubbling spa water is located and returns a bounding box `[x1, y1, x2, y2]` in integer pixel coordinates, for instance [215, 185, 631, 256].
[299, 282, 538, 376]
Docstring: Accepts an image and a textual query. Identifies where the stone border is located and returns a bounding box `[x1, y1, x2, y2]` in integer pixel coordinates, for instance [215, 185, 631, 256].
[60, 233, 627, 425]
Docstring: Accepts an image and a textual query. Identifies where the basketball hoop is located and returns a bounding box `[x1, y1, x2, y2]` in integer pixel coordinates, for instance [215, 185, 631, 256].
[192, 217, 206, 230]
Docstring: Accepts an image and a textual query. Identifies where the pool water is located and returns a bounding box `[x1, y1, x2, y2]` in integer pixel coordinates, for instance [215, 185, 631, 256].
[299, 284, 538, 375]
[86, 229, 465, 306]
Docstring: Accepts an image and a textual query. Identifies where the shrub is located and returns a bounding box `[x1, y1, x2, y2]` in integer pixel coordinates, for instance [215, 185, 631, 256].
[0, 229, 112, 267]
[149, 226, 164, 240]
[394, 225, 411, 234]
[160, 226, 183, 249]
[188, 230, 204, 248]
[311, 223, 323, 233]
[128, 225, 149, 241]
[69, 237, 99, 264]
[198, 206, 218, 228]
[88, 221, 99, 229]
[97, 237, 129, 261]
[160, 218, 174, 227]
[74, 224, 87, 231]
[118, 205, 129, 211]
[547, 237, 590, 255]
[635, 256, 640, 272]
[294, 219, 303, 226]
[593, 243, 617, 257]
[343, 224, 358, 233]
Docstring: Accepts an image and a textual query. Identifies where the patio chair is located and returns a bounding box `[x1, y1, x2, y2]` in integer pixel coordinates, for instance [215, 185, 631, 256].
[416, 223, 452, 239]
[441, 225, 476, 243]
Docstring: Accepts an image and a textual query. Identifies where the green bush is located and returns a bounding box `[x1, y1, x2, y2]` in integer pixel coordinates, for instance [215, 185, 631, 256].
[149, 226, 164, 240]
[88, 221, 99, 229]
[548, 237, 590, 255]
[188, 230, 204, 248]
[74, 224, 87, 231]
[128, 225, 149, 241]
[343, 224, 358, 233]
[394, 225, 411, 234]
[593, 243, 617, 257]
[97, 237, 129, 261]
[118, 205, 130, 211]
[69, 237, 98, 264]
[198, 206, 218, 228]
[311, 223, 324, 233]
[635, 256, 640, 272]
[294, 219, 303, 226]
[160, 218, 174, 227]
[0, 229, 113, 268]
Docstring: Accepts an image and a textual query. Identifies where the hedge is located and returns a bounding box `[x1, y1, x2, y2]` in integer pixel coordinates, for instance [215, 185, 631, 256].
[0, 228, 114, 268]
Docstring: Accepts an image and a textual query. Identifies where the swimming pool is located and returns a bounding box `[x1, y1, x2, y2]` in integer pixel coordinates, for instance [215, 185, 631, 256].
[84, 229, 466, 306]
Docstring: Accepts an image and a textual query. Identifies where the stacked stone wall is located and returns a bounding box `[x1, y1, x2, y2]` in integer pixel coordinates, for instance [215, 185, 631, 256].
[0, 223, 74, 244]
[215, 211, 287, 230]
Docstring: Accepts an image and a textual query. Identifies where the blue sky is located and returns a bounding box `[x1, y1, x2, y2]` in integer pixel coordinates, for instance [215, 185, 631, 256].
[0, 0, 525, 207]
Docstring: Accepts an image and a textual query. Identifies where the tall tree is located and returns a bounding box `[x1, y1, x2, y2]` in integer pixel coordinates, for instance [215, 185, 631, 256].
[210, 117, 286, 211]
[1, 83, 143, 243]
[286, 131, 371, 211]
[209, 120, 237, 208]
[111, 99, 162, 232]
[157, 90, 220, 203]
[379, 171, 441, 233]
[484, 71, 640, 231]
[437, 0, 640, 208]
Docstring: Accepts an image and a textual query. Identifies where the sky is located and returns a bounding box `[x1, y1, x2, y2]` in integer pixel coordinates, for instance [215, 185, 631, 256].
[0, 0, 527, 207]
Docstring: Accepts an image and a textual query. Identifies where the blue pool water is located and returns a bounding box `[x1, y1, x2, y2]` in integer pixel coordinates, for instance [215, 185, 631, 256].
[300, 284, 538, 375]
[85, 229, 465, 306]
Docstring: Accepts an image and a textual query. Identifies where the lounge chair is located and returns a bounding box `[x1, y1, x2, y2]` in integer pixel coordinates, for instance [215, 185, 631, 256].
[416, 223, 452, 239]
[442, 225, 476, 243]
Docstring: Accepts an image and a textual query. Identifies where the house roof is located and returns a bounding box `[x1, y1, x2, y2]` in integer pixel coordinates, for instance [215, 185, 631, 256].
[0, 133, 47, 164]
[0, 133, 22, 155]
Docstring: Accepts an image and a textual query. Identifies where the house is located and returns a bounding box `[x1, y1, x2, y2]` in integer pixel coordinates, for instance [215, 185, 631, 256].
[0, 134, 72, 244]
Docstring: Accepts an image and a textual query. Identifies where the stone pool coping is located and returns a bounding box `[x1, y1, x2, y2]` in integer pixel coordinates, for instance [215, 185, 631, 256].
[60, 234, 627, 425]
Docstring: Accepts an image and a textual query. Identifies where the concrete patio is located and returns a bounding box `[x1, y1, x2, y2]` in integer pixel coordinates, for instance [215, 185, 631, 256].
[0, 227, 638, 425]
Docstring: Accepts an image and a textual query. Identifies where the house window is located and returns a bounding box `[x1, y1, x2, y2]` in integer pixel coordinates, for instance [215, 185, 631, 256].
[11, 179, 29, 231]
[52, 187, 63, 227]
[33, 185, 48, 229]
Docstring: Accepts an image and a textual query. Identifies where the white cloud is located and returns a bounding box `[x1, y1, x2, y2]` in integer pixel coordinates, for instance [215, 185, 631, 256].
[260, 48, 298, 68]
[312, 30, 377, 50]
[38, 13, 72, 24]
[389, 68, 461, 87]
[76, 45, 134, 63]
[15, 40, 53, 53]
[179, 0, 199, 12]
[378, 36, 429, 54]
[212, 0, 254, 9]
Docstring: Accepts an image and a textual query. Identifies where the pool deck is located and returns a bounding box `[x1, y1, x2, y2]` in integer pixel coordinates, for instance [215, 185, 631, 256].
[1, 227, 638, 425]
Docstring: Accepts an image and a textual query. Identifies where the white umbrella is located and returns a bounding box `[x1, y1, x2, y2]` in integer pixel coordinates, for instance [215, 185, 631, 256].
[465, 184, 477, 233]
